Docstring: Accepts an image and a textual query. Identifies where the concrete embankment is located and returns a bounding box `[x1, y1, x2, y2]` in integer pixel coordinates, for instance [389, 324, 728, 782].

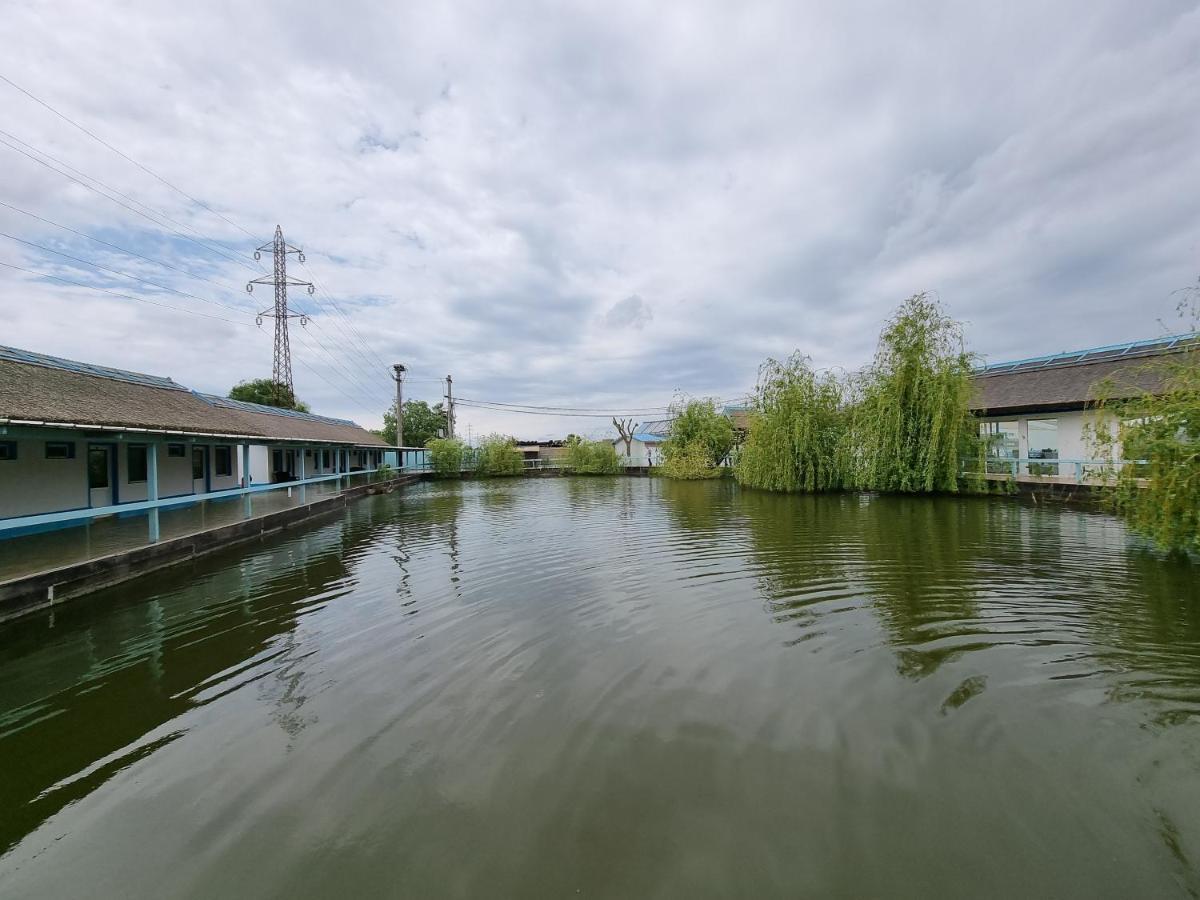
[0, 474, 422, 624]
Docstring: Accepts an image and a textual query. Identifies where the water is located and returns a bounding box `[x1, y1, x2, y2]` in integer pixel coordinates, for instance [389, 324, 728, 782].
[1, 478, 1199, 898]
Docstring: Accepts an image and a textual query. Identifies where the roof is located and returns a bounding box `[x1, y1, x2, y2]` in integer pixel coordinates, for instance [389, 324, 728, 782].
[971, 334, 1196, 415]
[0, 345, 387, 446]
[636, 418, 674, 438]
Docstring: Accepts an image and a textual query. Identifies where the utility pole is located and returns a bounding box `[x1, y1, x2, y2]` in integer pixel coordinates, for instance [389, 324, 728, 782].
[445, 375, 455, 438]
[247, 225, 314, 406]
[391, 363, 406, 446]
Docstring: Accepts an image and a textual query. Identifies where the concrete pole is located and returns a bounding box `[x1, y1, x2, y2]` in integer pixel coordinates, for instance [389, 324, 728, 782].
[392, 363, 406, 449]
[445, 374, 455, 439]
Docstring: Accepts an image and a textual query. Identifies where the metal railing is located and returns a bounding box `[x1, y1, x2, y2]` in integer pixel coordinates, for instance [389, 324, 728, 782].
[963, 457, 1147, 484]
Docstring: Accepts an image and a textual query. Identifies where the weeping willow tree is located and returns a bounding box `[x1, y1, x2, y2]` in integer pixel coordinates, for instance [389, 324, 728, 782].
[850, 294, 980, 493]
[660, 397, 735, 479]
[735, 353, 850, 492]
[1088, 292, 1200, 554]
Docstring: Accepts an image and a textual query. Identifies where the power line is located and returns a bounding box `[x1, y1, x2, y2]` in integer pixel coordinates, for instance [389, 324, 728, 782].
[455, 401, 661, 419]
[0, 72, 260, 241]
[0, 259, 257, 326]
[0, 131, 258, 273]
[0, 231, 255, 315]
[456, 396, 670, 413]
[0, 127, 258, 272]
[0, 199, 243, 292]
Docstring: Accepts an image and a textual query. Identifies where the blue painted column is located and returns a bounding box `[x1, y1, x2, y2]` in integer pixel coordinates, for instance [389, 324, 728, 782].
[147, 442, 160, 542]
[242, 442, 252, 518]
[297, 445, 307, 504]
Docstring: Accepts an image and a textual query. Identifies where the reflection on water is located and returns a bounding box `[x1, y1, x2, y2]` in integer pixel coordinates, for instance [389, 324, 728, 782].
[1, 479, 1199, 898]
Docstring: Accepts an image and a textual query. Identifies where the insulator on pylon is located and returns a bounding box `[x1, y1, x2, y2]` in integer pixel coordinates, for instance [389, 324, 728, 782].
[298, 252, 306, 263]
[256, 316, 263, 326]
[307, 284, 315, 295]
[246, 284, 253, 293]
[254, 251, 261, 261]
[300, 315, 309, 327]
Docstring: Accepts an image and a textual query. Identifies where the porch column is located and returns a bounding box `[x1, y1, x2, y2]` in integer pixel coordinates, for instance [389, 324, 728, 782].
[147, 442, 160, 542]
[297, 446, 307, 504]
[241, 442, 251, 488]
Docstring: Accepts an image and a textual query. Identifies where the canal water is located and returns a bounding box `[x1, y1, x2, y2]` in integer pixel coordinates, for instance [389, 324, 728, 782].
[1, 478, 1198, 898]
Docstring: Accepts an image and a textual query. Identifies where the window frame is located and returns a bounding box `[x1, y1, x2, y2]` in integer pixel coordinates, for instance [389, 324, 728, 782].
[45, 441, 76, 460]
[214, 445, 233, 477]
[167, 443, 187, 458]
[127, 444, 149, 483]
[0, 441, 16, 461]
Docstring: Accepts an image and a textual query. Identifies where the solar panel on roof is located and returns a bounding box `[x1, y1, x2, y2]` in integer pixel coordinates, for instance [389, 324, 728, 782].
[0, 344, 185, 391]
[196, 393, 360, 428]
[975, 333, 1196, 376]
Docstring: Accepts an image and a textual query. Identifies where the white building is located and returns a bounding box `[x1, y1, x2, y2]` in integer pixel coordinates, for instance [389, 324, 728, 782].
[972, 334, 1191, 480]
[0, 346, 390, 528]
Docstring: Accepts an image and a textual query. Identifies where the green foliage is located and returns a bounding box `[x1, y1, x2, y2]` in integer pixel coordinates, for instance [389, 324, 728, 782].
[1089, 294, 1200, 554]
[733, 294, 980, 495]
[736, 354, 850, 492]
[660, 397, 735, 479]
[374, 462, 394, 482]
[380, 401, 448, 447]
[850, 293, 980, 493]
[427, 437, 466, 477]
[660, 442, 726, 479]
[229, 378, 310, 412]
[565, 439, 622, 474]
[475, 434, 524, 477]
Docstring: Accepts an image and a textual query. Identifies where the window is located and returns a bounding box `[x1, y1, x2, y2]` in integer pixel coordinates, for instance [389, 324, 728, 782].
[0, 441, 16, 461]
[215, 446, 233, 477]
[272, 449, 283, 473]
[1027, 418, 1059, 476]
[128, 445, 148, 483]
[45, 441, 76, 459]
[192, 447, 205, 480]
[167, 443, 187, 458]
[323, 450, 331, 469]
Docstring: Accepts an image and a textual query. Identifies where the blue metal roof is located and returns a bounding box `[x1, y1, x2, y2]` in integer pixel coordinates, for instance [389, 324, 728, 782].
[976, 333, 1196, 376]
[198, 393, 360, 428]
[0, 344, 185, 391]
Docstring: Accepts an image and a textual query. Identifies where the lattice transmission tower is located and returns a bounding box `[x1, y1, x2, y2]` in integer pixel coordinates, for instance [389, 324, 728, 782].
[247, 225, 314, 406]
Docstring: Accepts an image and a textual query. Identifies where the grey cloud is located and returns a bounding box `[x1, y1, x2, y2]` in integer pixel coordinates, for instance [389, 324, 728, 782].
[0, 1, 1197, 440]
[603, 294, 652, 330]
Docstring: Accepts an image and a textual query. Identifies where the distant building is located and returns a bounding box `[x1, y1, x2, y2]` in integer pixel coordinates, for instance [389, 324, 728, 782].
[971, 334, 1193, 476]
[0, 346, 389, 525]
[513, 439, 567, 465]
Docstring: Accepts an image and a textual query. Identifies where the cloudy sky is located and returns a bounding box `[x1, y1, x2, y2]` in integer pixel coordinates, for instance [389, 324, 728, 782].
[1, 1, 1198, 439]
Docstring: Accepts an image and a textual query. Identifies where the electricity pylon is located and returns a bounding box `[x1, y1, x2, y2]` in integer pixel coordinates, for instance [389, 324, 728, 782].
[247, 225, 314, 406]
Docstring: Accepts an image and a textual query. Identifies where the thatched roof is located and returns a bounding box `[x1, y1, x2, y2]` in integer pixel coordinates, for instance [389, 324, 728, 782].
[0, 346, 387, 446]
[971, 336, 1194, 415]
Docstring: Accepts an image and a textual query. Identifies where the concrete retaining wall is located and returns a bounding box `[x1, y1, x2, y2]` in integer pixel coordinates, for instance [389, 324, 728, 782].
[0, 474, 421, 624]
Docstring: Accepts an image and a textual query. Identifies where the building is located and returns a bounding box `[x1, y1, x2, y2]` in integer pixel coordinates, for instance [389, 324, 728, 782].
[514, 439, 567, 466]
[0, 346, 389, 528]
[971, 334, 1194, 477]
[613, 418, 672, 466]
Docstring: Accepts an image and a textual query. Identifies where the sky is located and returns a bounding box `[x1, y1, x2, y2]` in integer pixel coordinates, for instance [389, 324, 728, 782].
[1, 1, 1198, 440]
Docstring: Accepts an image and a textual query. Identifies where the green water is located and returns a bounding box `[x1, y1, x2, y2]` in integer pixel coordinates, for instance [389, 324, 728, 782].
[1, 478, 1199, 898]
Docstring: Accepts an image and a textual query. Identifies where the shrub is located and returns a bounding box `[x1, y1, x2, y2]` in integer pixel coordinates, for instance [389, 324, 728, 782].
[1089, 292, 1200, 554]
[476, 434, 524, 477]
[427, 437, 466, 477]
[565, 438, 622, 474]
[660, 397, 734, 479]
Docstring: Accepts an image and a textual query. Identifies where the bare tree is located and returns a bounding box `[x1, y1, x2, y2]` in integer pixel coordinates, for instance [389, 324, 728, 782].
[613, 418, 639, 457]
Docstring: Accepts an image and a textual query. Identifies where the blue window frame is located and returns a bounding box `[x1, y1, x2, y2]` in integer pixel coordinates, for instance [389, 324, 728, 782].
[128, 444, 148, 483]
